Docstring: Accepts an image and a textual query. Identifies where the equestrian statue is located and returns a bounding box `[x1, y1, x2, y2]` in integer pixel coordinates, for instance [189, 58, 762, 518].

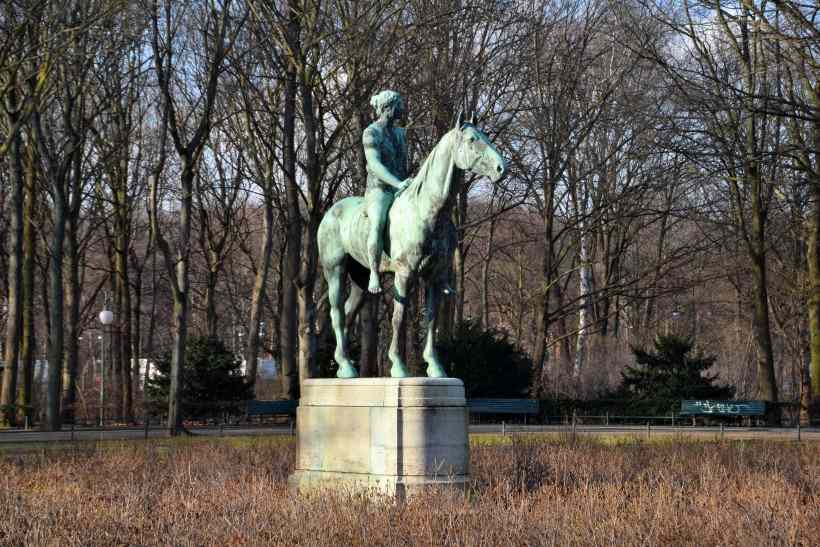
[317, 90, 506, 379]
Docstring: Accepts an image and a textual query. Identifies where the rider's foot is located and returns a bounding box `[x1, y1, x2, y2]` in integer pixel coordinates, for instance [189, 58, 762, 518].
[368, 272, 382, 294]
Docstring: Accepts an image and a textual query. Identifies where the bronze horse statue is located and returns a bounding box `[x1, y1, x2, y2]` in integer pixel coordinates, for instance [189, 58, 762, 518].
[318, 114, 506, 378]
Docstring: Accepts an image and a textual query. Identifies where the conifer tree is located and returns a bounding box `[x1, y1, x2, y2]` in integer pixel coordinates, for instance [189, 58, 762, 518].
[617, 335, 734, 415]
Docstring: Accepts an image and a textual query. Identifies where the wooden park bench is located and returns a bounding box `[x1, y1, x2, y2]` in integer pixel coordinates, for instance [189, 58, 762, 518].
[467, 399, 539, 424]
[679, 399, 766, 426]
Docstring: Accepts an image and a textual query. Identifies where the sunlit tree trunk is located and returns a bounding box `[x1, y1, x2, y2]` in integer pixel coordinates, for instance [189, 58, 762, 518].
[573, 186, 591, 381]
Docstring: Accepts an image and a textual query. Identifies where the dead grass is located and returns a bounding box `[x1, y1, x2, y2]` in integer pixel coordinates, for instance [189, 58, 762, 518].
[0, 436, 817, 546]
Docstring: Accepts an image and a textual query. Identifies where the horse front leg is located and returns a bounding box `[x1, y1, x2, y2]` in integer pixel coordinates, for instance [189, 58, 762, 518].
[423, 281, 447, 378]
[387, 272, 411, 378]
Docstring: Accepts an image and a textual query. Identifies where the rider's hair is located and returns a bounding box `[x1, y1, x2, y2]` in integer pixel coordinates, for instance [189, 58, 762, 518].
[370, 90, 402, 117]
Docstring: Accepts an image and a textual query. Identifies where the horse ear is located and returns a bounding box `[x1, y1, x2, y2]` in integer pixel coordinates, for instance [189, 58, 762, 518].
[455, 108, 463, 129]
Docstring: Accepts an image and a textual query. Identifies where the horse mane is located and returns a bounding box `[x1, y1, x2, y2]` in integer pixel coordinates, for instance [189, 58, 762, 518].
[404, 128, 456, 199]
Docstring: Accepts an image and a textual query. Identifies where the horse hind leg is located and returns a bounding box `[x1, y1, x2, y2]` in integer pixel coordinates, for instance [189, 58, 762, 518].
[326, 264, 357, 379]
[423, 280, 447, 378]
[344, 282, 366, 338]
[387, 272, 411, 378]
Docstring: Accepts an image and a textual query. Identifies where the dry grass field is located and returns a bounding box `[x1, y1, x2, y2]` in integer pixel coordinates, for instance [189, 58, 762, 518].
[0, 435, 817, 546]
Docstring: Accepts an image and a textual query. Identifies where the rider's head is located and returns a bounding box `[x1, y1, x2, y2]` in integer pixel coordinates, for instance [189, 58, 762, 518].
[371, 90, 403, 122]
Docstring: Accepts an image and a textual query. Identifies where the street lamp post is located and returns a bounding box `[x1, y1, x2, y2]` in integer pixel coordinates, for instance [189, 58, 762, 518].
[98, 307, 114, 427]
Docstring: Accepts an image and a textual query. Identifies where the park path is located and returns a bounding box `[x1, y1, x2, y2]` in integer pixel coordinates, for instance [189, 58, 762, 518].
[0, 424, 817, 445]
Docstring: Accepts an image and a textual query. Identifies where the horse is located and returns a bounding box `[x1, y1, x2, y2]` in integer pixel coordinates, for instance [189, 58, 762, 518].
[317, 113, 506, 378]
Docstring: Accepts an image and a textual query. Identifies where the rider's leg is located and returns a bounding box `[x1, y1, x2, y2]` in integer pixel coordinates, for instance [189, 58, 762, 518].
[365, 188, 391, 294]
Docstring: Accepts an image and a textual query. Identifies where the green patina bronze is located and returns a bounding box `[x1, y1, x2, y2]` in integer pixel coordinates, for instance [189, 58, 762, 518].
[318, 91, 506, 379]
[362, 90, 410, 295]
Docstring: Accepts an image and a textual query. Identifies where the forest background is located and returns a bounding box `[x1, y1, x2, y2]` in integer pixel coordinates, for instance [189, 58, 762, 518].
[0, 0, 818, 432]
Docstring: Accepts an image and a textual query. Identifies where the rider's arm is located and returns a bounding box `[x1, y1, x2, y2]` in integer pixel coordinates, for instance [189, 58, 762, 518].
[363, 127, 405, 190]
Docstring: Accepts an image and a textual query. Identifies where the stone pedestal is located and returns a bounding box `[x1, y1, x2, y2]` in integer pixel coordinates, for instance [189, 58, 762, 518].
[289, 377, 469, 497]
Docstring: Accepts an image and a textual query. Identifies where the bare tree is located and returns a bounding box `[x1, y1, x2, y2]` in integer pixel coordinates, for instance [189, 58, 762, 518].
[148, 0, 245, 434]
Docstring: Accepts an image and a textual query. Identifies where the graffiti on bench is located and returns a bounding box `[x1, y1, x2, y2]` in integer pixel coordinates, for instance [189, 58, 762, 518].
[680, 400, 766, 416]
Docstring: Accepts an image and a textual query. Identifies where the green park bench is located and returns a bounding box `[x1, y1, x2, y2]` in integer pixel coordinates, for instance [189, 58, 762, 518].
[245, 399, 298, 423]
[679, 399, 766, 425]
[467, 399, 539, 424]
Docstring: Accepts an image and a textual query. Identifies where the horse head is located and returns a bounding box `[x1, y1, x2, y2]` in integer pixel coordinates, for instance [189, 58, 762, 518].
[452, 112, 507, 183]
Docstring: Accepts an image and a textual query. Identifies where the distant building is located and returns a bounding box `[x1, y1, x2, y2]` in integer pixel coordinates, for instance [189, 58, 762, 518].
[136, 359, 156, 389]
[238, 357, 278, 379]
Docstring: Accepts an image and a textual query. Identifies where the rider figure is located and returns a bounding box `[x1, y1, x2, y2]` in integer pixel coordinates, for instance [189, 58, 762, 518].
[363, 90, 412, 294]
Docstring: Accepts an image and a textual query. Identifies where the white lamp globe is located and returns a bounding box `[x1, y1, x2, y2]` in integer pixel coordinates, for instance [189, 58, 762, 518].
[99, 310, 114, 325]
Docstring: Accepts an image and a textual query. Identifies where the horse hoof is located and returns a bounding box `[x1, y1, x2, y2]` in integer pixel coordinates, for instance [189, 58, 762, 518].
[426, 364, 447, 378]
[368, 274, 382, 294]
[390, 365, 409, 378]
[336, 365, 358, 379]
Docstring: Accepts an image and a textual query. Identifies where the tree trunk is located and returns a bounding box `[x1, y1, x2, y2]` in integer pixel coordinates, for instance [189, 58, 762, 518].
[515, 248, 525, 344]
[453, 184, 467, 325]
[245, 187, 274, 392]
[750, 226, 778, 421]
[297, 69, 320, 386]
[110, 274, 122, 421]
[279, 2, 301, 400]
[297, 217, 318, 384]
[809, 176, 820, 400]
[16, 164, 35, 425]
[61, 143, 87, 425]
[574, 208, 592, 381]
[359, 297, 378, 377]
[800, 343, 811, 426]
[168, 289, 188, 433]
[643, 210, 669, 333]
[552, 281, 572, 378]
[146, 249, 157, 371]
[532, 174, 556, 391]
[61, 213, 81, 423]
[0, 131, 23, 427]
[167, 164, 194, 434]
[119, 253, 133, 423]
[44, 191, 67, 431]
[130, 249, 143, 404]
[204, 268, 218, 337]
[479, 217, 495, 329]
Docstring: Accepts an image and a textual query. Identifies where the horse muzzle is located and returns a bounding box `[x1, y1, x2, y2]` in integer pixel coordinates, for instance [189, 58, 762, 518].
[490, 159, 507, 183]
